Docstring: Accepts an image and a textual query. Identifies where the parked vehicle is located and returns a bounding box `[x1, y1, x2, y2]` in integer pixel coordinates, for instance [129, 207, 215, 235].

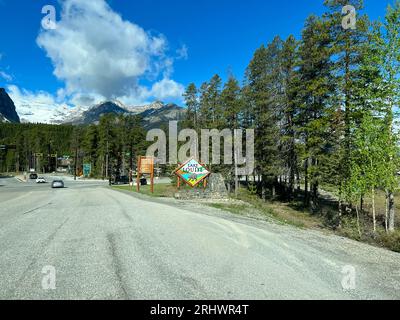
[29, 173, 38, 180]
[51, 180, 64, 189]
[36, 177, 46, 184]
[112, 175, 130, 185]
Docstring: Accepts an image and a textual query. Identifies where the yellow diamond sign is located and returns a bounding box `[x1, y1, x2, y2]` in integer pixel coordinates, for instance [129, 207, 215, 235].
[175, 159, 210, 187]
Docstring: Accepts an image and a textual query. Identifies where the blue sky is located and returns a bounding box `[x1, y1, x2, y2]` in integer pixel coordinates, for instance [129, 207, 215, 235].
[0, 0, 395, 120]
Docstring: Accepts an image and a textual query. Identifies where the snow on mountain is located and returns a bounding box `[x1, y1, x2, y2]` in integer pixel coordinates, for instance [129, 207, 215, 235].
[3, 88, 184, 127]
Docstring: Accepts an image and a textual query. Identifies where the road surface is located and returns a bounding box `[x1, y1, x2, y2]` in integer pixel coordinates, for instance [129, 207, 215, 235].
[0, 175, 399, 299]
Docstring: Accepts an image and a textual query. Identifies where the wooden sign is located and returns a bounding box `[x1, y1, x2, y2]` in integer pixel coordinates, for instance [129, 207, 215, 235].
[175, 158, 210, 188]
[140, 157, 154, 174]
[137, 156, 154, 193]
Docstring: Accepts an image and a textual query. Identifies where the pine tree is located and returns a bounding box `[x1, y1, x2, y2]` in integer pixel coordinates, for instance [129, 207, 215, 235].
[323, 0, 370, 217]
[245, 37, 282, 199]
[374, 1, 400, 232]
[183, 83, 199, 129]
[220, 75, 242, 194]
[279, 35, 299, 201]
[297, 15, 334, 210]
[208, 74, 223, 128]
[221, 76, 242, 129]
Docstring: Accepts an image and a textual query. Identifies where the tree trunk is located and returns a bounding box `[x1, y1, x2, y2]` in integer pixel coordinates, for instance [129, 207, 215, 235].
[235, 176, 239, 197]
[338, 187, 343, 229]
[261, 175, 267, 201]
[388, 191, 395, 232]
[355, 205, 362, 239]
[296, 170, 301, 193]
[372, 188, 376, 233]
[234, 148, 239, 197]
[311, 182, 319, 214]
[304, 159, 309, 207]
[385, 192, 389, 233]
[310, 157, 319, 213]
[271, 179, 276, 199]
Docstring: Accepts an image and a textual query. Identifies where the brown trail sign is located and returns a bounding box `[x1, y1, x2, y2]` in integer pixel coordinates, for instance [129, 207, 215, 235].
[137, 156, 155, 193]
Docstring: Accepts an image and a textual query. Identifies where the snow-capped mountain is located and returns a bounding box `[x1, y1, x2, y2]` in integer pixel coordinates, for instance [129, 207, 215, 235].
[65, 100, 185, 129]
[2, 86, 186, 128]
[11, 97, 76, 124]
[0, 88, 20, 123]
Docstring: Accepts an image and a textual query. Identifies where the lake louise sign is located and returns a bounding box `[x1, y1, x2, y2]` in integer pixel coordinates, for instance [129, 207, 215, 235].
[175, 158, 210, 188]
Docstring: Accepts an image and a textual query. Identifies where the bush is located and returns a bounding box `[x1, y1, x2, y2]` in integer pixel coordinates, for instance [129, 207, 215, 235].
[339, 216, 363, 241]
[378, 231, 400, 253]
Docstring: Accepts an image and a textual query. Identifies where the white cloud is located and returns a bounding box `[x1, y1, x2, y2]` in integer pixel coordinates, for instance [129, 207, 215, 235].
[176, 45, 188, 60]
[36, 0, 184, 103]
[117, 78, 184, 106]
[0, 70, 12, 82]
[0, 53, 13, 82]
[150, 78, 185, 101]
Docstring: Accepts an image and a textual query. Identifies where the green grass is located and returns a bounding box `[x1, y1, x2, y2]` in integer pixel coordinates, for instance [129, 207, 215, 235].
[208, 203, 253, 216]
[113, 183, 176, 198]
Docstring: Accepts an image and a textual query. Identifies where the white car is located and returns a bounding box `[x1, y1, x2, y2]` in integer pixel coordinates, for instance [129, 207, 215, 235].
[36, 177, 46, 184]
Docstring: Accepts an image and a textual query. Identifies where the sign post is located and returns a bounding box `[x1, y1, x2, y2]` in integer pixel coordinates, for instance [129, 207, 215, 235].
[83, 163, 91, 177]
[137, 156, 155, 193]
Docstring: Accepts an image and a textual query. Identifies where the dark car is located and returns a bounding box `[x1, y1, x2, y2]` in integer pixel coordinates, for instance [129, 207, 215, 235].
[112, 175, 130, 185]
[29, 173, 38, 179]
[51, 180, 64, 189]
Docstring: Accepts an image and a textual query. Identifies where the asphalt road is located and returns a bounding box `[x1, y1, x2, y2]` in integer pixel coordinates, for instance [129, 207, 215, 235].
[0, 175, 399, 300]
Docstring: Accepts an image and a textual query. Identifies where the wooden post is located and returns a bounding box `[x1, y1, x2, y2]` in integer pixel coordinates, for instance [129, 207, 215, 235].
[150, 158, 154, 194]
[136, 157, 140, 192]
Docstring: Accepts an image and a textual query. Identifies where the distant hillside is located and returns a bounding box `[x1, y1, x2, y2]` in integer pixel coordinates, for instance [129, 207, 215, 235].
[66, 101, 129, 125]
[139, 103, 186, 129]
[65, 100, 186, 129]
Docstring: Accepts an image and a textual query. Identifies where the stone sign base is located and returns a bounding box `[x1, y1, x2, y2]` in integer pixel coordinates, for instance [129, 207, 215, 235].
[174, 173, 228, 200]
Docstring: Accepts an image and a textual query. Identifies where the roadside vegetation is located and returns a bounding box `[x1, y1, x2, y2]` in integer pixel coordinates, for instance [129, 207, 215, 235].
[113, 184, 176, 198]
[181, 0, 400, 248]
[113, 181, 400, 252]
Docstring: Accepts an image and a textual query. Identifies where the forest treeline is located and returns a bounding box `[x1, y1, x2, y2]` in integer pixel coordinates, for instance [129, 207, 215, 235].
[182, 0, 400, 234]
[0, 114, 148, 180]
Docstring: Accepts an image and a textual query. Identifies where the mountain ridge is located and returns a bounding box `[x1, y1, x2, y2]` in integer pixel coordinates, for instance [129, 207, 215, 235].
[0, 88, 21, 123]
[1, 88, 186, 128]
